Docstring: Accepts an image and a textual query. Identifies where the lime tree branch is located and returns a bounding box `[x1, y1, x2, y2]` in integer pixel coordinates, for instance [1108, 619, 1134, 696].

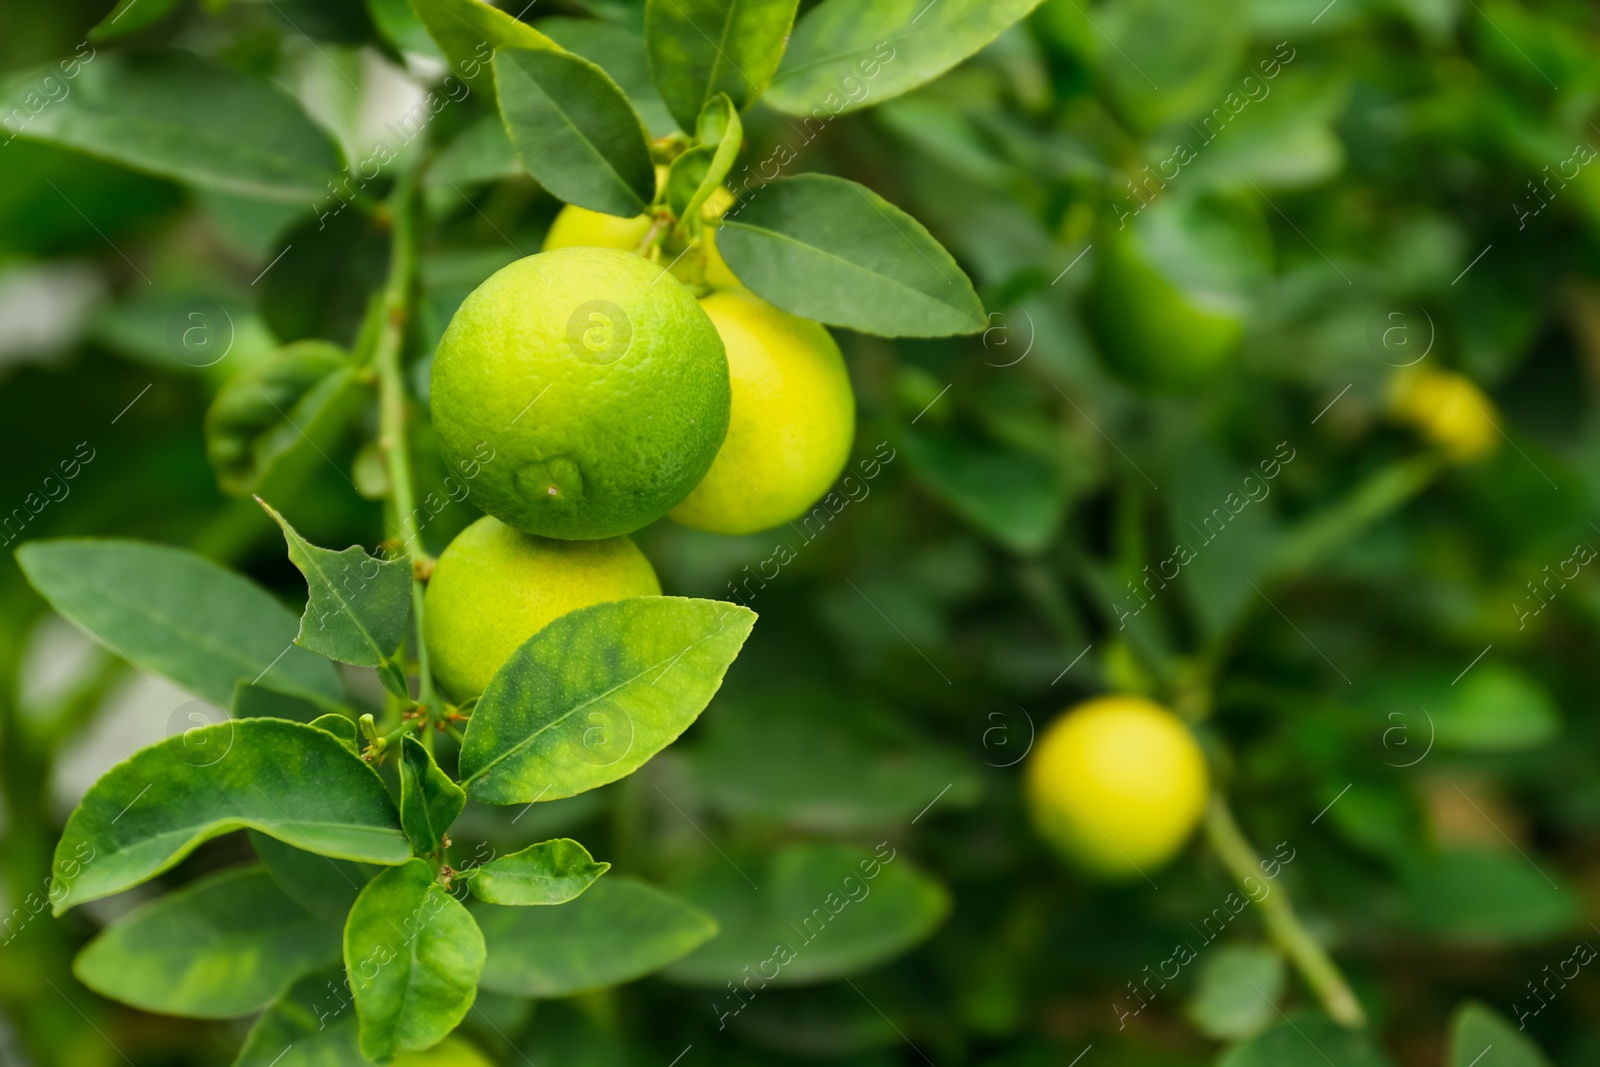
[1203, 794, 1367, 1028]
[371, 169, 435, 742]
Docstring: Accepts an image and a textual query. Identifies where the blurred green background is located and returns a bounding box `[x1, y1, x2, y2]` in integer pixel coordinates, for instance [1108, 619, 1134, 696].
[3, 0, 1600, 1064]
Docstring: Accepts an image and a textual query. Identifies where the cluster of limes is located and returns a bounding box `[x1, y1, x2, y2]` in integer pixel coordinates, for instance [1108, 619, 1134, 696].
[422, 189, 854, 702]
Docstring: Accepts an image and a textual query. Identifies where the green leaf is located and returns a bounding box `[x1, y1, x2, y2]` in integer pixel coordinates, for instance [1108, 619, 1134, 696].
[670, 94, 741, 221]
[460, 597, 755, 805]
[233, 681, 337, 724]
[494, 46, 656, 217]
[1365, 664, 1560, 753]
[234, 967, 363, 1066]
[540, 16, 678, 138]
[765, 0, 1045, 117]
[1219, 1013, 1395, 1067]
[476, 878, 715, 996]
[1448, 1001, 1554, 1067]
[399, 735, 466, 855]
[0, 51, 343, 202]
[50, 719, 409, 914]
[466, 838, 609, 906]
[899, 427, 1067, 553]
[91, 0, 183, 41]
[252, 830, 382, 924]
[663, 842, 950, 986]
[204, 342, 367, 499]
[16, 539, 343, 708]
[73, 866, 341, 1019]
[644, 0, 799, 131]
[1185, 944, 1286, 1041]
[309, 713, 362, 753]
[409, 0, 559, 77]
[1405, 849, 1579, 946]
[261, 500, 412, 670]
[715, 174, 985, 336]
[345, 858, 485, 1062]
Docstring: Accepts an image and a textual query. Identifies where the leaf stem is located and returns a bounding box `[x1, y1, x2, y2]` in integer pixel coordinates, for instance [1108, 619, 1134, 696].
[1203, 794, 1367, 1028]
[372, 169, 434, 750]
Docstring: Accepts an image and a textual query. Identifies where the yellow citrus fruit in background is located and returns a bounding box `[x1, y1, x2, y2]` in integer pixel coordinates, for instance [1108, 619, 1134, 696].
[393, 1037, 496, 1067]
[700, 186, 740, 290]
[669, 290, 854, 534]
[1025, 695, 1209, 879]
[423, 515, 661, 701]
[430, 247, 729, 540]
[542, 204, 652, 253]
[1387, 365, 1499, 462]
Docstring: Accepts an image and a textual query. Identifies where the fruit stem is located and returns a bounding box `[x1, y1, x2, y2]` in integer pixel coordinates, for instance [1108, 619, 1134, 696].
[1202, 794, 1367, 1028]
[372, 167, 435, 751]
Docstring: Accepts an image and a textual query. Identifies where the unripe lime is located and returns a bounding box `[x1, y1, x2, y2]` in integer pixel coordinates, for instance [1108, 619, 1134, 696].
[423, 516, 661, 701]
[430, 247, 730, 539]
[542, 204, 652, 253]
[669, 291, 854, 534]
[1386, 365, 1498, 462]
[1025, 695, 1209, 879]
[394, 1037, 495, 1067]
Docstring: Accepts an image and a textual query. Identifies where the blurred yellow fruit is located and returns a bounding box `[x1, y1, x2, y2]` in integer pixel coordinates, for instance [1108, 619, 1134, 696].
[1387, 365, 1499, 462]
[1025, 695, 1209, 879]
[701, 186, 741, 290]
[394, 1037, 496, 1067]
[542, 204, 652, 253]
[423, 515, 661, 701]
[670, 290, 854, 534]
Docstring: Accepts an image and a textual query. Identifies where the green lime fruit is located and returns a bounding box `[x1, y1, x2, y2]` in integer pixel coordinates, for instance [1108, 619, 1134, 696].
[542, 203, 652, 253]
[423, 515, 661, 701]
[430, 247, 730, 539]
[393, 1037, 496, 1067]
[670, 291, 853, 534]
[1024, 694, 1209, 879]
[1084, 195, 1265, 392]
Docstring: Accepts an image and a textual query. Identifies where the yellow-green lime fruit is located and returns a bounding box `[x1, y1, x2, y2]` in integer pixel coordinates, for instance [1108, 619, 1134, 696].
[542, 203, 653, 253]
[1024, 695, 1209, 879]
[424, 515, 661, 701]
[1387, 365, 1498, 462]
[669, 290, 854, 534]
[430, 247, 730, 540]
[393, 1037, 495, 1067]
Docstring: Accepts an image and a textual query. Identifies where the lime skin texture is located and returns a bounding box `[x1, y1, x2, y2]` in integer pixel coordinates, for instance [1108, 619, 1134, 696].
[1025, 694, 1210, 879]
[430, 246, 730, 540]
[423, 515, 661, 702]
[670, 290, 855, 535]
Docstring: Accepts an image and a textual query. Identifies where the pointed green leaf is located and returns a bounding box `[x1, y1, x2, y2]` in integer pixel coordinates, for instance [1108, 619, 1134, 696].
[1448, 1001, 1553, 1067]
[663, 842, 950, 985]
[494, 46, 656, 217]
[476, 878, 715, 996]
[0, 51, 343, 201]
[715, 174, 986, 336]
[644, 0, 799, 131]
[73, 866, 341, 1019]
[91, 0, 182, 41]
[345, 859, 485, 1062]
[466, 838, 609, 906]
[251, 830, 382, 923]
[408, 0, 559, 77]
[540, 16, 678, 137]
[234, 967, 363, 1066]
[16, 539, 343, 708]
[765, 0, 1046, 117]
[667, 94, 740, 221]
[460, 597, 756, 805]
[261, 501, 412, 669]
[399, 735, 466, 855]
[665, 144, 717, 218]
[51, 719, 409, 914]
